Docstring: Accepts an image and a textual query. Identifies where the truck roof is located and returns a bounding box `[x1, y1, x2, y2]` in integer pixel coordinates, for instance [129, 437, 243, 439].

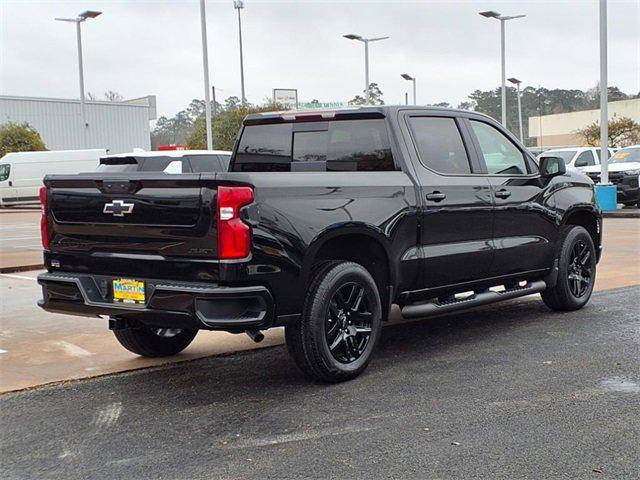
[243, 105, 492, 125]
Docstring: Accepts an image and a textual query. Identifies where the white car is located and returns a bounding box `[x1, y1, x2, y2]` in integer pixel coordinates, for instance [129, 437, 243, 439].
[582, 145, 640, 207]
[98, 149, 232, 173]
[538, 147, 613, 171]
[0, 149, 106, 207]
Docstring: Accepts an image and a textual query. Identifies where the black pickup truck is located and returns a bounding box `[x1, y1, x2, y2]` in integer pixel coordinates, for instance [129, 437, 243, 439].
[38, 106, 602, 382]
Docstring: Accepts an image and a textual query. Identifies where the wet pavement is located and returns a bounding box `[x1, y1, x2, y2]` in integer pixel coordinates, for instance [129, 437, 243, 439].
[0, 208, 42, 271]
[0, 218, 638, 393]
[1, 286, 638, 479]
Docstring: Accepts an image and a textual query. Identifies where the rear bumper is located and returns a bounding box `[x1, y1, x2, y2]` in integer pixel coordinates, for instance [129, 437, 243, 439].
[37, 272, 275, 331]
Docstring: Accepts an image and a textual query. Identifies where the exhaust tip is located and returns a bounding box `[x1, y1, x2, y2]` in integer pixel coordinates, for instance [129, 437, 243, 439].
[245, 329, 264, 343]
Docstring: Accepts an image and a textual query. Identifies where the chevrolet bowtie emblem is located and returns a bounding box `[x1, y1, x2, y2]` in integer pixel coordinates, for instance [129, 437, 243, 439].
[103, 200, 134, 217]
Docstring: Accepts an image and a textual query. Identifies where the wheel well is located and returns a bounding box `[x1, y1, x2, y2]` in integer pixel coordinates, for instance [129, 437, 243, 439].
[312, 234, 391, 317]
[564, 210, 599, 251]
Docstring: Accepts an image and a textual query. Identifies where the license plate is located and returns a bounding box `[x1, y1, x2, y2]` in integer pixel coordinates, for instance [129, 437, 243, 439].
[112, 278, 145, 305]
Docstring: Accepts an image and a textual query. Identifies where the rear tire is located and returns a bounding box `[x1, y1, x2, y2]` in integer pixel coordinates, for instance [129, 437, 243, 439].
[541, 226, 596, 311]
[113, 324, 197, 357]
[285, 261, 382, 383]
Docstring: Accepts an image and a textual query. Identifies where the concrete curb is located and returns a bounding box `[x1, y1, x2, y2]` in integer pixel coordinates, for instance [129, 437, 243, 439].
[0, 264, 44, 274]
[603, 210, 640, 219]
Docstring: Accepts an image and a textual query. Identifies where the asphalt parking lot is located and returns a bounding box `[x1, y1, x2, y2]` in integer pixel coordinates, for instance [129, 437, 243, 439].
[1, 286, 639, 479]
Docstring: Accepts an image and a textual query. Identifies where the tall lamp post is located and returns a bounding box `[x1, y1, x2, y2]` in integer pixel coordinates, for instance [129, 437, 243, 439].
[401, 73, 417, 105]
[508, 77, 524, 143]
[343, 34, 389, 104]
[234, 1, 246, 105]
[55, 10, 102, 148]
[199, 0, 213, 150]
[479, 10, 525, 127]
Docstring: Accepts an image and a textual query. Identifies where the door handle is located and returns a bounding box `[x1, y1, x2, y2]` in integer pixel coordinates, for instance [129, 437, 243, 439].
[495, 189, 511, 199]
[426, 191, 446, 202]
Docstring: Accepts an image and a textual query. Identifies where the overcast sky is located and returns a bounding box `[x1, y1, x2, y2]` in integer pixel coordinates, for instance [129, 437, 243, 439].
[2, 0, 639, 119]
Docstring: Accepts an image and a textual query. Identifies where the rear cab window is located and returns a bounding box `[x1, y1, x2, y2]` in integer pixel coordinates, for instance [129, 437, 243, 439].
[231, 118, 396, 172]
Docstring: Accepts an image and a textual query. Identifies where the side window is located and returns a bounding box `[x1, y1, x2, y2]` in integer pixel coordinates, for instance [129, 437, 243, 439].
[470, 120, 528, 175]
[218, 154, 231, 171]
[188, 155, 221, 173]
[575, 150, 596, 166]
[140, 157, 187, 173]
[233, 124, 292, 172]
[408, 117, 471, 174]
[163, 160, 186, 174]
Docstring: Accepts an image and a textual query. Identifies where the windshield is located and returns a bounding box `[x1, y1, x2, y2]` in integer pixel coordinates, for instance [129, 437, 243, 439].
[542, 150, 577, 164]
[610, 147, 640, 164]
[0, 164, 10, 182]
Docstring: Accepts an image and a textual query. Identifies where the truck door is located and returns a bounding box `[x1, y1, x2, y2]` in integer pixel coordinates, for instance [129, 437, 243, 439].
[399, 111, 494, 292]
[465, 118, 557, 277]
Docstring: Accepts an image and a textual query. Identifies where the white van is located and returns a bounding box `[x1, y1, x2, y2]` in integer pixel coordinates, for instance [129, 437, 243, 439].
[0, 149, 105, 207]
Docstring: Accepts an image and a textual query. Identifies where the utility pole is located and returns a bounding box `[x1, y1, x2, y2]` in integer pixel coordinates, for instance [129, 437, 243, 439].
[199, 0, 213, 149]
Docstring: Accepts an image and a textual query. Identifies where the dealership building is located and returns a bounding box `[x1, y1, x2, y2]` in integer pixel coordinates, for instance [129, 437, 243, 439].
[0, 94, 156, 154]
[528, 98, 640, 148]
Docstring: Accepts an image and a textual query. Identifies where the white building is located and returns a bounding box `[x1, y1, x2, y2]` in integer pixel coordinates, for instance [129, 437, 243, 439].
[0, 95, 157, 154]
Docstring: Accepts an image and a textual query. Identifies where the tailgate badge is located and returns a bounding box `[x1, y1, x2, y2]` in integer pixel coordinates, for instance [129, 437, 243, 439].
[103, 200, 134, 217]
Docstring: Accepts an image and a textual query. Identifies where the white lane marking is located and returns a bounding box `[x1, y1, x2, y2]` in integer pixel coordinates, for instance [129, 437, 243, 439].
[0, 349, 7, 354]
[53, 341, 94, 357]
[92, 402, 123, 428]
[0, 273, 38, 281]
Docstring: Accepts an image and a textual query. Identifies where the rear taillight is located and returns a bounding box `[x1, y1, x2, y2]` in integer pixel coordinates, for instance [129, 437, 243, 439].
[217, 186, 254, 259]
[39, 186, 50, 249]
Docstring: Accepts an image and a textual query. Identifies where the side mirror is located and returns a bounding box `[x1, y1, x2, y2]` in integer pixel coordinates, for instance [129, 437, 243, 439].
[539, 156, 566, 178]
[574, 158, 589, 167]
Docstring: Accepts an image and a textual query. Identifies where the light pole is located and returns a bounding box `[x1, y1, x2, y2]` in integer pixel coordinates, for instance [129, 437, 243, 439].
[479, 10, 525, 127]
[508, 77, 524, 143]
[599, 0, 609, 186]
[55, 10, 101, 148]
[234, 1, 246, 106]
[343, 34, 389, 104]
[401, 74, 416, 105]
[199, 0, 213, 150]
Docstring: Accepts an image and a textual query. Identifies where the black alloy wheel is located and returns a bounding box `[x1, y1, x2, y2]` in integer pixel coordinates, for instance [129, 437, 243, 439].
[567, 239, 593, 298]
[325, 282, 374, 364]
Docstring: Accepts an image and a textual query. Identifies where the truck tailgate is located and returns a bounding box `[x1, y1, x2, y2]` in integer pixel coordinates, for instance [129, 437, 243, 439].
[44, 172, 218, 258]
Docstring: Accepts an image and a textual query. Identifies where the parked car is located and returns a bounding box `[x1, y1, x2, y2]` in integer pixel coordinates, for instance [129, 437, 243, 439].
[37, 106, 602, 382]
[582, 145, 640, 207]
[538, 147, 612, 171]
[98, 149, 232, 173]
[0, 149, 105, 207]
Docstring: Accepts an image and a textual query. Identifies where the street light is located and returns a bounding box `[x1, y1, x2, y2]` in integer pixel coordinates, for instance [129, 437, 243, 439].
[199, 0, 213, 150]
[508, 77, 524, 143]
[234, 1, 246, 106]
[343, 33, 389, 104]
[479, 10, 525, 127]
[55, 10, 102, 148]
[401, 74, 416, 105]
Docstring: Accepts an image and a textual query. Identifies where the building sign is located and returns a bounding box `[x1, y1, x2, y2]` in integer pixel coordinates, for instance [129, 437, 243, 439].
[298, 101, 347, 110]
[273, 89, 298, 109]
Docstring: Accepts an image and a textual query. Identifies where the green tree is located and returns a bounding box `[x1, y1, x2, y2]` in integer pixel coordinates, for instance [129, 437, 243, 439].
[348, 83, 384, 105]
[0, 122, 47, 158]
[187, 103, 284, 151]
[576, 116, 640, 147]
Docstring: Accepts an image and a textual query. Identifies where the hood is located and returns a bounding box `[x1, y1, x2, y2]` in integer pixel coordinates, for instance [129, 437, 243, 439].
[581, 162, 640, 173]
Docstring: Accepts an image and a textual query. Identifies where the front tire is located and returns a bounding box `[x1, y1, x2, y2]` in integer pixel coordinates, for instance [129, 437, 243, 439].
[113, 324, 197, 357]
[285, 261, 382, 383]
[541, 226, 596, 311]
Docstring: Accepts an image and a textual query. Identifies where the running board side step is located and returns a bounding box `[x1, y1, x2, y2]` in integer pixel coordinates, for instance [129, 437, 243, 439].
[401, 280, 547, 319]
